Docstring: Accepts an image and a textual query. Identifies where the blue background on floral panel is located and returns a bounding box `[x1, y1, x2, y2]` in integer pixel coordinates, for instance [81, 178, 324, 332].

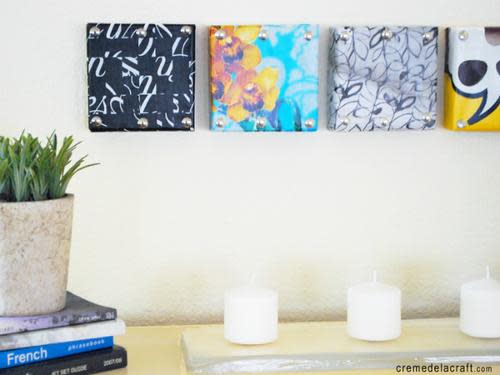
[210, 25, 319, 132]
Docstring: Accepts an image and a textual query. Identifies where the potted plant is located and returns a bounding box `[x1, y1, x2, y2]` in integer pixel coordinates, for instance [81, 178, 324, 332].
[0, 133, 97, 316]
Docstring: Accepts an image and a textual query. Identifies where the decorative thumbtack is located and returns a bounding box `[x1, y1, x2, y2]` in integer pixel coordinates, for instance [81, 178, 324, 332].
[423, 31, 434, 43]
[215, 118, 225, 128]
[181, 117, 193, 129]
[340, 29, 351, 41]
[181, 26, 192, 35]
[90, 116, 103, 127]
[457, 119, 467, 128]
[215, 29, 226, 40]
[304, 31, 313, 41]
[258, 30, 268, 40]
[255, 118, 266, 128]
[136, 28, 148, 38]
[304, 119, 315, 128]
[423, 113, 433, 124]
[458, 30, 468, 41]
[381, 27, 393, 40]
[380, 118, 389, 127]
[89, 26, 102, 37]
[340, 118, 350, 127]
[137, 117, 149, 129]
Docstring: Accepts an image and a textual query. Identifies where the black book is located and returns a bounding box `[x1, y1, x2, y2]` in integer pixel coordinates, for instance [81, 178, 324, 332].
[0, 346, 127, 375]
[0, 293, 117, 336]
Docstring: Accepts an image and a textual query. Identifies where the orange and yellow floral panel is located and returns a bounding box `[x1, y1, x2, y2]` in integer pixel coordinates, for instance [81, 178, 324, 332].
[209, 25, 319, 132]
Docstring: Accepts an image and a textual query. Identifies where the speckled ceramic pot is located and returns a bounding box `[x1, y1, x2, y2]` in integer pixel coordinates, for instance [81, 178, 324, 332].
[0, 195, 73, 315]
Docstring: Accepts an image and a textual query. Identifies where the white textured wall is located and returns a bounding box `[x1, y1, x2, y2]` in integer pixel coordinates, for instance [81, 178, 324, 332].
[1, 0, 500, 325]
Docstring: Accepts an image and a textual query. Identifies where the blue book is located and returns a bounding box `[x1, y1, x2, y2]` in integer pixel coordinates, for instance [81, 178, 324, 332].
[0, 337, 113, 369]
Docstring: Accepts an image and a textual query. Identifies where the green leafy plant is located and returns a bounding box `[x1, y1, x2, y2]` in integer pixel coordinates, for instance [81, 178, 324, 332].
[0, 132, 98, 202]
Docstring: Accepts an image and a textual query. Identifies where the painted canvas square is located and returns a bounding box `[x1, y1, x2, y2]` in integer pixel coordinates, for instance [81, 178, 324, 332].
[444, 27, 500, 131]
[209, 25, 319, 132]
[87, 23, 196, 131]
[328, 26, 438, 131]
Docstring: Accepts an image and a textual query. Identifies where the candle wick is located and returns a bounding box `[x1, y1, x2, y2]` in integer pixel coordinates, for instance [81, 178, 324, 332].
[373, 270, 377, 283]
[486, 266, 491, 280]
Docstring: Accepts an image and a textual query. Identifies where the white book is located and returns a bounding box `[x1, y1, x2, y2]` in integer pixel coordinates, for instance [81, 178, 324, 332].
[0, 319, 126, 350]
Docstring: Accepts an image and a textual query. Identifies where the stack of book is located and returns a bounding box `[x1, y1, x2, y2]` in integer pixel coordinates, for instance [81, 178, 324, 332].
[0, 293, 127, 375]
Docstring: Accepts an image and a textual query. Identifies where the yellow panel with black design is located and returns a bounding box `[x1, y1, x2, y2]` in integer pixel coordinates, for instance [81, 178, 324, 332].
[444, 27, 500, 131]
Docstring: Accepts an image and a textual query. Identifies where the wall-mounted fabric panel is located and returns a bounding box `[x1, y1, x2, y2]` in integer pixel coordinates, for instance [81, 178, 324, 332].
[444, 27, 500, 131]
[328, 26, 438, 131]
[86, 23, 195, 131]
[209, 25, 319, 132]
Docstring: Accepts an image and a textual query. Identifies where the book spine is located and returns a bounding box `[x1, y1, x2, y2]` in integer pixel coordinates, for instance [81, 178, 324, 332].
[0, 346, 127, 375]
[0, 337, 113, 369]
[0, 309, 117, 336]
[0, 320, 125, 351]
[72, 309, 117, 325]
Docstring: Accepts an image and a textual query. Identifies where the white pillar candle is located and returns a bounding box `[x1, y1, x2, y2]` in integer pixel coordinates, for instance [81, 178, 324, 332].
[224, 287, 278, 345]
[460, 266, 500, 338]
[347, 271, 401, 341]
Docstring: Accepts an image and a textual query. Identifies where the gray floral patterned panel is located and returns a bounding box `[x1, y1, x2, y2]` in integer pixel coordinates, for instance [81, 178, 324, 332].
[328, 26, 438, 131]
